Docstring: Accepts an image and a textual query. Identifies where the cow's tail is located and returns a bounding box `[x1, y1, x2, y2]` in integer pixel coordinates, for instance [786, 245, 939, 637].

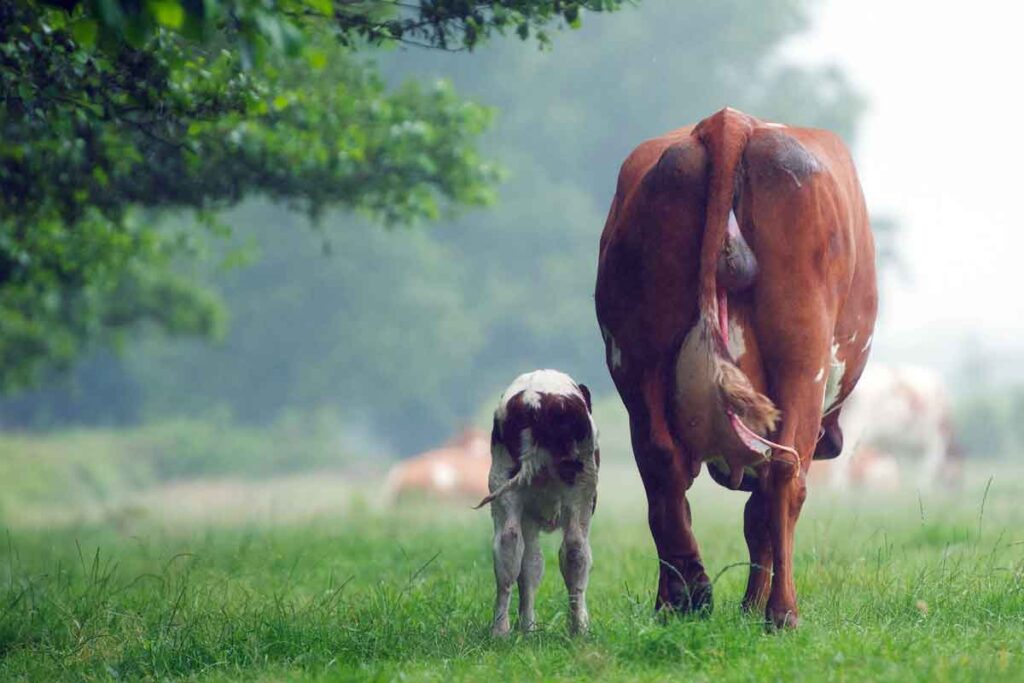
[693, 109, 779, 435]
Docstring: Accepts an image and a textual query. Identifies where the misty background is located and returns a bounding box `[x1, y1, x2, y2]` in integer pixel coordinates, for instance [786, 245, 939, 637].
[2, 0, 1020, 468]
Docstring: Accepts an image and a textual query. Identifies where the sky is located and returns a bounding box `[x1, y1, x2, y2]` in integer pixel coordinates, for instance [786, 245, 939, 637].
[784, 0, 1024, 382]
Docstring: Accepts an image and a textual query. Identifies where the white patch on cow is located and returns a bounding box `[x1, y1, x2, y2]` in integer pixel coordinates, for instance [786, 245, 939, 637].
[822, 341, 846, 415]
[497, 369, 581, 419]
[862, 334, 873, 353]
[849, 332, 858, 344]
[431, 463, 457, 491]
[726, 314, 746, 361]
[763, 121, 787, 128]
[814, 367, 825, 383]
[601, 325, 623, 370]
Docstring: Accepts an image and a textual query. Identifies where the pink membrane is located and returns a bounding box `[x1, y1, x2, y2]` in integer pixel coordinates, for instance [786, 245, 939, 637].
[717, 287, 799, 461]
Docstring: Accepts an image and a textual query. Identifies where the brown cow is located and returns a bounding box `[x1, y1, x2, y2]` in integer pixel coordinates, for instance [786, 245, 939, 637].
[595, 108, 877, 628]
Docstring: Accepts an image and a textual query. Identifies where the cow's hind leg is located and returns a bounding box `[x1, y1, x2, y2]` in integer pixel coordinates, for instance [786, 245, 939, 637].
[761, 378, 824, 629]
[517, 519, 543, 632]
[559, 507, 593, 634]
[490, 499, 524, 637]
[765, 451, 809, 629]
[629, 372, 711, 614]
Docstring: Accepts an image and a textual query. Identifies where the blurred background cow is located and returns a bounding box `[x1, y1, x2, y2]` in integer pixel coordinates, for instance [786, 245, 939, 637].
[813, 364, 962, 491]
[384, 428, 491, 503]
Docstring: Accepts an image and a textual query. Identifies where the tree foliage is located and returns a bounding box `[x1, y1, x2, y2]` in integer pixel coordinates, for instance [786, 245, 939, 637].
[3, 0, 870, 452]
[3, 0, 623, 391]
[43, 0, 626, 53]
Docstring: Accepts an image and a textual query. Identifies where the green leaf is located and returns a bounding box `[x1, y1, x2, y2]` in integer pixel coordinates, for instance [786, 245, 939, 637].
[148, 0, 185, 28]
[70, 19, 99, 48]
[305, 0, 333, 17]
[304, 47, 328, 70]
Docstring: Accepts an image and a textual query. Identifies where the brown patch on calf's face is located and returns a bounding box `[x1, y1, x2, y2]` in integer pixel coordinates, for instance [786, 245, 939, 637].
[495, 393, 529, 464]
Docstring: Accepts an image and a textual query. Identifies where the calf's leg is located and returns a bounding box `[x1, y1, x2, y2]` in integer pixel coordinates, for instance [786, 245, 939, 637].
[560, 509, 593, 634]
[517, 520, 544, 632]
[491, 501, 524, 637]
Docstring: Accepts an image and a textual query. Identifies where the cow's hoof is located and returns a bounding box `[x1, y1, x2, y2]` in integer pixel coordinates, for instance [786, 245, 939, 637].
[740, 595, 768, 615]
[766, 606, 800, 630]
[664, 578, 713, 616]
[491, 621, 512, 638]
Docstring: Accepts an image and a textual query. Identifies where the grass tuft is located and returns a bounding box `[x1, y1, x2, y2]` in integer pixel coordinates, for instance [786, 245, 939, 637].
[3, 469, 1024, 680]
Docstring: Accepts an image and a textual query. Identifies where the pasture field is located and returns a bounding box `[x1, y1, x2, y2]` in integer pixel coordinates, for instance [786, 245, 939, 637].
[3, 458, 1024, 682]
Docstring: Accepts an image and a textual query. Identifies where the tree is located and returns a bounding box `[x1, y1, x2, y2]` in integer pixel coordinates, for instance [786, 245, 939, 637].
[1, 0, 624, 391]
[41, 0, 626, 52]
[3, 0, 871, 453]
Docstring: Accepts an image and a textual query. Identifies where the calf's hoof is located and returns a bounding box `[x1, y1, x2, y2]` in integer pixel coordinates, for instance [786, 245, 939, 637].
[568, 610, 590, 636]
[491, 620, 512, 638]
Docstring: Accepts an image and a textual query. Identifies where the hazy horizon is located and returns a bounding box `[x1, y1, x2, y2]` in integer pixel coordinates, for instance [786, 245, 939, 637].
[786, 0, 1024, 385]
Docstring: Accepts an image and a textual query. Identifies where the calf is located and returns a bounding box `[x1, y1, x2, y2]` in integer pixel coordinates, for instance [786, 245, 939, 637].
[476, 370, 599, 636]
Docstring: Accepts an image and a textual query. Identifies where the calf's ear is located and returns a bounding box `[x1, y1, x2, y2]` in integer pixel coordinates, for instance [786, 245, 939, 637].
[578, 383, 593, 412]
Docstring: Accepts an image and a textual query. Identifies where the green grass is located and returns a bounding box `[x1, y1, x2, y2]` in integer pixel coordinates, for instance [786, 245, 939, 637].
[0, 415, 356, 523]
[3, 465, 1024, 681]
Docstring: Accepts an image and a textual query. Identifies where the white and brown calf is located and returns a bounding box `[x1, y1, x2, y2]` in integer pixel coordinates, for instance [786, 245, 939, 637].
[476, 370, 599, 636]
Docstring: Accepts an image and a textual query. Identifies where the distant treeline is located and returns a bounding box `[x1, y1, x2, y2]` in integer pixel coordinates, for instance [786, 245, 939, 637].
[0, 0, 865, 453]
[954, 387, 1024, 458]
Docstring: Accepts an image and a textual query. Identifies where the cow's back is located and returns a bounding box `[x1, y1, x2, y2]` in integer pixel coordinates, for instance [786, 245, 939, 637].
[596, 126, 705, 373]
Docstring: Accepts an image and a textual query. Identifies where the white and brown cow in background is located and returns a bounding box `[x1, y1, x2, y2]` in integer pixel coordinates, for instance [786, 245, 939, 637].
[477, 370, 599, 636]
[816, 364, 962, 491]
[384, 428, 491, 503]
